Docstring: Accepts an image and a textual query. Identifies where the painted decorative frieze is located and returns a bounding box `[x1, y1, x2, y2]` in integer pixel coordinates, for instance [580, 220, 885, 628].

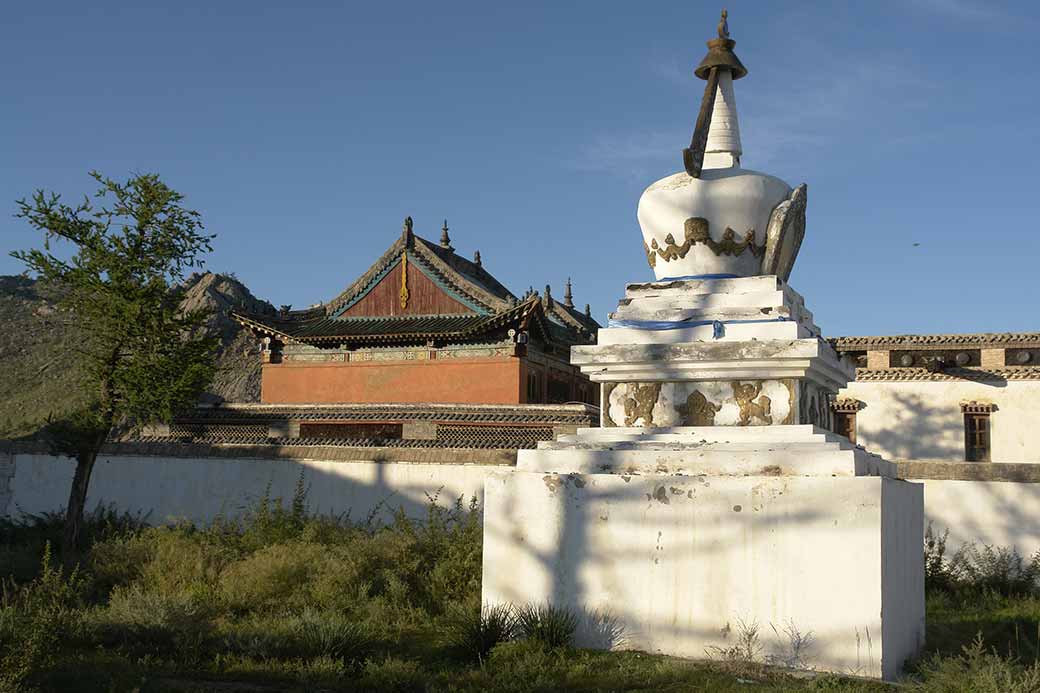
[602, 380, 797, 427]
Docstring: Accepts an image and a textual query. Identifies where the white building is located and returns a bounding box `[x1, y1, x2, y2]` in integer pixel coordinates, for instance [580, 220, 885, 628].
[833, 333, 1040, 463]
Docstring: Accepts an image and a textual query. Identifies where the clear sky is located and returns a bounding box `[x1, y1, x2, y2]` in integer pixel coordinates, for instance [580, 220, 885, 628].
[2, 1, 1037, 337]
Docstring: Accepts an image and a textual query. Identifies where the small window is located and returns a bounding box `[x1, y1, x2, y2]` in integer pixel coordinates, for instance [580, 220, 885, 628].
[964, 413, 991, 462]
[834, 412, 856, 444]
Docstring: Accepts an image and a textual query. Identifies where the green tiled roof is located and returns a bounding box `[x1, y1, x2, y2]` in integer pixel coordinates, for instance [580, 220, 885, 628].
[233, 297, 541, 345]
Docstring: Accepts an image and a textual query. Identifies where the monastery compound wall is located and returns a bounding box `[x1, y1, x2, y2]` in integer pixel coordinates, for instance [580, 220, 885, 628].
[842, 379, 1040, 463]
[3, 445, 1039, 560]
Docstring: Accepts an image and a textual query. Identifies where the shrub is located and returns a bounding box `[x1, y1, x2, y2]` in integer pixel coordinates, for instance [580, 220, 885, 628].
[910, 635, 1040, 692]
[951, 544, 1040, 597]
[358, 656, 426, 693]
[220, 541, 343, 613]
[444, 602, 517, 664]
[0, 543, 85, 690]
[222, 609, 374, 662]
[0, 505, 146, 584]
[924, 524, 1040, 597]
[924, 524, 957, 593]
[97, 584, 215, 663]
[515, 603, 577, 650]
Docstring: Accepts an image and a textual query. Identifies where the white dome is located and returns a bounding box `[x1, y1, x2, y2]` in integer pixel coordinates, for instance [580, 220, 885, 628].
[637, 166, 792, 280]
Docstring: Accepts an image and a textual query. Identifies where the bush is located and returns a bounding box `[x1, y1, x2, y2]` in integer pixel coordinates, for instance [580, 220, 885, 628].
[358, 656, 426, 693]
[444, 602, 517, 663]
[0, 543, 85, 690]
[0, 505, 146, 584]
[221, 610, 375, 662]
[910, 635, 1040, 692]
[924, 524, 1040, 597]
[952, 544, 1040, 597]
[96, 583, 215, 663]
[515, 603, 577, 650]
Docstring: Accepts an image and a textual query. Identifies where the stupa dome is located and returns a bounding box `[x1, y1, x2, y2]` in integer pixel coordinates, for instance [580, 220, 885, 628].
[638, 13, 806, 282]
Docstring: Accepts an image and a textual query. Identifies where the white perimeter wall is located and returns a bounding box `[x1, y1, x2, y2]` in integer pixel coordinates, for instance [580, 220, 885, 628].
[841, 379, 1040, 463]
[911, 478, 1040, 558]
[1, 452, 1037, 558]
[2, 452, 494, 525]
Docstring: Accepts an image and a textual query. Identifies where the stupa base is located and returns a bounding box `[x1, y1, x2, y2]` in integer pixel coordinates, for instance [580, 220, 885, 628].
[480, 426, 924, 680]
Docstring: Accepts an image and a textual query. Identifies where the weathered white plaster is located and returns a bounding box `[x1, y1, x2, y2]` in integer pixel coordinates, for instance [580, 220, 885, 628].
[638, 168, 792, 280]
[840, 379, 1040, 463]
[703, 70, 742, 168]
[519, 425, 895, 478]
[3, 452, 493, 525]
[482, 471, 924, 680]
[913, 479, 1040, 557]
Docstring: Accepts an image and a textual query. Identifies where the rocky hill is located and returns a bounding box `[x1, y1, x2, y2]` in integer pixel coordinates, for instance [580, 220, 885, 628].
[0, 272, 274, 438]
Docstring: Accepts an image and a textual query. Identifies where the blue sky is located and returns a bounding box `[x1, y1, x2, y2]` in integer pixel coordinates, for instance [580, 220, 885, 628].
[2, 0, 1038, 337]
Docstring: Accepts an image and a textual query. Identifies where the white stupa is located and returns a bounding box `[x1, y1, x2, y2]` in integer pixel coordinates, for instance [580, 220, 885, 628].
[481, 11, 924, 681]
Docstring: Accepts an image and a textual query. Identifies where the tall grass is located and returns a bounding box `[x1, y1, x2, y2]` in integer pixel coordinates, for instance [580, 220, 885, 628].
[2, 498, 1040, 691]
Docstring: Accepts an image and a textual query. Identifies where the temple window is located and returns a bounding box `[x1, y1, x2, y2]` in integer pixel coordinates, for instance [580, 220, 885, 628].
[834, 412, 856, 444]
[830, 398, 860, 444]
[961, 402, 995, 462]
[527, 373, 541, 403]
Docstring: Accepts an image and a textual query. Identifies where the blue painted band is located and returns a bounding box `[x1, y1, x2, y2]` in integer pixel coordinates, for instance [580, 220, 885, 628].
[656, 273, 739, 281]
[606, 316, 790, 339]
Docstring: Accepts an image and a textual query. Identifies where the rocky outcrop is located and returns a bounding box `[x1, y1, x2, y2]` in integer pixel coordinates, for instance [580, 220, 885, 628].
[0, 271, 274, 437]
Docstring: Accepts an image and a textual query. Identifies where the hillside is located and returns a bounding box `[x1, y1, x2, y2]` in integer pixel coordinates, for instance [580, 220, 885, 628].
[0, 271, 274, 438]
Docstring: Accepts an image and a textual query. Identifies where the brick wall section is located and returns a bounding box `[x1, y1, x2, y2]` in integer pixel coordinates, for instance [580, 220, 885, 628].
[866, 350, 890, 370]
[897, 461, 1040, 483]
[980, 348, 1006, 369]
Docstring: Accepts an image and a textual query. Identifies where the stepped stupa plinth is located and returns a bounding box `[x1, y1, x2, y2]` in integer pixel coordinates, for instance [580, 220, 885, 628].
[481, 11, 924, 680]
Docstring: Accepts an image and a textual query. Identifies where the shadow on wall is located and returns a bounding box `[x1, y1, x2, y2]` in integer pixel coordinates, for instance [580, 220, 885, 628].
[482, 474, 904, 678]
[4, 451, 484, 528]
[863, 391, 964, 462]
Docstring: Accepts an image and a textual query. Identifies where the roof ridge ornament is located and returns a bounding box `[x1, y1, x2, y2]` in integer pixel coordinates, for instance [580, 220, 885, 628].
[440, 219, 453, 250]
[564, 277, 574, 308]
[402, 216, 414, 248]
[683, 9, 747, 178]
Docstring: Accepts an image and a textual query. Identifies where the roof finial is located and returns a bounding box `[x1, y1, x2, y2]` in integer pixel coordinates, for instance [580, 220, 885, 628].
[473, 250, 482, 267]
[718, 8, 729, 38]
[402, 216, 414, 247]
[440, 219, 453, 250]
[563, 277, 574, 308]
[585, 303, 592, 318]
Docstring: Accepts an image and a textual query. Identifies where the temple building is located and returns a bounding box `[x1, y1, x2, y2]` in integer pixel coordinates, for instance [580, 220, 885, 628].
[232, 217, 599, 406]
[832, 332, 1040, 464]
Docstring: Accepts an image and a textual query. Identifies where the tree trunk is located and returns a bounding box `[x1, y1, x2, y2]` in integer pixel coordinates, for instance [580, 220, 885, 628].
[61, 447, 99, 571]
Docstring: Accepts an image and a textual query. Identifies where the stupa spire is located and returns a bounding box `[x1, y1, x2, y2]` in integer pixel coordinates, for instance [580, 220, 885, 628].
[683, 9, 747, 177]
[440, 219, 453, 250]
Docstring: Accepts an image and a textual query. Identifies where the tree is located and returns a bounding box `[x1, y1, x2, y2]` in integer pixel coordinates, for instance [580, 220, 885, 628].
[13, 171, 218, 567]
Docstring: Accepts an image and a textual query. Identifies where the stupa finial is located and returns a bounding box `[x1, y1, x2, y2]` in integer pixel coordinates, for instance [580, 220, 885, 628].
[683, 9, 746, 178]
[440, 219, 453, 250]
[564, 277, 574, 308]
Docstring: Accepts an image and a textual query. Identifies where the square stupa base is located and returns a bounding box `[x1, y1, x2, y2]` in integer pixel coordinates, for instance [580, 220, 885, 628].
[481, 427, 924, 681]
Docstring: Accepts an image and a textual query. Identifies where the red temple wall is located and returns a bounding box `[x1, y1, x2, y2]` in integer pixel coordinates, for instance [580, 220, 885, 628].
[261, 358, 522, 404]
[339, 262, 474, 317]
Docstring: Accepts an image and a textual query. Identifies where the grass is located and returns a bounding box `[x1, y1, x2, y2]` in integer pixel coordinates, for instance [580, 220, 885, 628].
[2, 492, 1040, 692]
